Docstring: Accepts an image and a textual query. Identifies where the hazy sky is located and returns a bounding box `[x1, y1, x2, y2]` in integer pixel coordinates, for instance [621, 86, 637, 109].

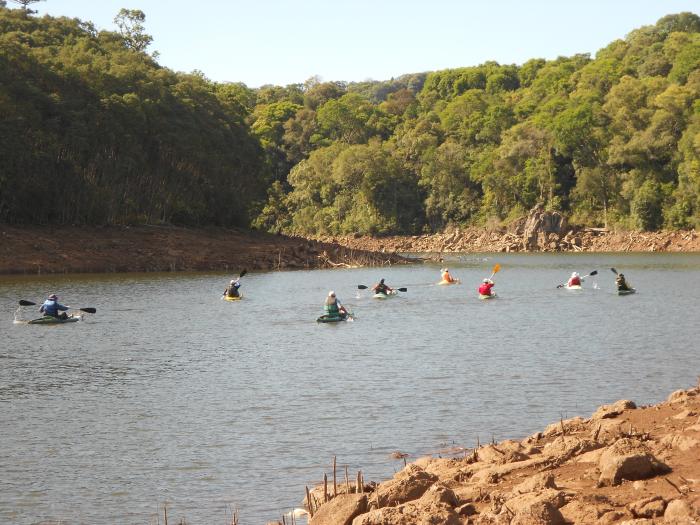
[35, 0, 700, 87]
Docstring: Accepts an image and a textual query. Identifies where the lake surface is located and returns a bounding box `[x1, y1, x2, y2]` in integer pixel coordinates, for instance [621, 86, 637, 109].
[1, 253, 699, 524]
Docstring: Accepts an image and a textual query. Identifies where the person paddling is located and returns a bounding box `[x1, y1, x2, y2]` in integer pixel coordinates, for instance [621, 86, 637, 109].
[567, 272, 582, 287]
[441, 268, 457, 283]
[324, 291, 347, 318]
[224, 277, 241, 298]
[478, 278, 495, 297]
[372, 278, 394, 295]
[40, 293, 69, 319]
[616, 273, 633, 292]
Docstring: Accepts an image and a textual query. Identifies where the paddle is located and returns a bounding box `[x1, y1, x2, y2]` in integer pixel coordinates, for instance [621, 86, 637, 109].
[489, 263, 501, 281]
[610, 267, 618, 275]
[19, 300, 95, 314]
[358, 285, 407, 292]
[67, 307, 97, 314]
[556, 270, 598, 288]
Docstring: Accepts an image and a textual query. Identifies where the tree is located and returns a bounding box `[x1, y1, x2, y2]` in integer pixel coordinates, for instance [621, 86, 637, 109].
[8, 0, 44, 13]
[113, 8, 153, 52]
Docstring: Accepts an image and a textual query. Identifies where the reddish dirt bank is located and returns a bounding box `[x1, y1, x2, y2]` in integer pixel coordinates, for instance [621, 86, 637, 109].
[0, 225, 411, 275]
[289, 383, 700, 525]
[318, 228, 700, 255]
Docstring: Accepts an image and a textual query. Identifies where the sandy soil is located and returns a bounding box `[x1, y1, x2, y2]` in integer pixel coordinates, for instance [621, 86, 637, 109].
[294, 383, 700, 525]
[0, 225, 409, 275]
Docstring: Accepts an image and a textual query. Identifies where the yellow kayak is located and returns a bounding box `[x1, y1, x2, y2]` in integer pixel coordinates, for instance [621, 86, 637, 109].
[437, 279, 461, 285]
[223, 294, 243, 301]
[479, 293, 497, 300]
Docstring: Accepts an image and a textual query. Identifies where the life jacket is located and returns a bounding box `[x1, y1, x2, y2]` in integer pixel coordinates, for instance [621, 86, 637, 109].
[41, 299, 59, 317]
[374, 283, 388, 294]
[324, 296, 340, 316]
[568, 276, 581, 286]
[478, 282, 493, 296]
[442, 271, 453, 283]
[616, 277, 631, 291]
[226, 282, 240, 297]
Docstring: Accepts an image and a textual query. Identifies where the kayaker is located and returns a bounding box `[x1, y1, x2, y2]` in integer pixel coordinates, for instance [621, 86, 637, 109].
[441, 268, 457, 283]
[478, 278, 495, 297]
[224, 278, 241, 298]
[616, 273, 632, 292]
[324, 291, 347, 318]
[567, 272, 582, 287]
[40, 293, 69, 319]
[372, 278, 393, 295]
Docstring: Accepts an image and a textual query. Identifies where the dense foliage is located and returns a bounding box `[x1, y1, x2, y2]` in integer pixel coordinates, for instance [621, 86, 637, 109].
[0, 7, 267, 225]
[256, 12, 700, 234]
[2, 7, 699, 233]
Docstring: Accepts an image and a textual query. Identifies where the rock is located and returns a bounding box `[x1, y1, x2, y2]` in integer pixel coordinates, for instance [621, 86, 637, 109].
[660, 433, 700, 452]
[456, 502, 477, 516]
[522, 204, 567, 251]
[309, 494, 367, 525]
[559, 500, 604, 523]
[598, 438, 670, 486]
[352, 502, 461, 525]
[512, 473, 557, 495]
[672, 409, 698, 419]
[542, 436, 601, 461]
[668, 389, 698, 403]
[620, 520, 655, 525]
[416, 482, 459, 507]
[628, 495, 666, 518]
[374, 464, 437, 507]
[505, 488, 566, 514]
[592, 399, 637, 419]
[664, 499, 694, 523]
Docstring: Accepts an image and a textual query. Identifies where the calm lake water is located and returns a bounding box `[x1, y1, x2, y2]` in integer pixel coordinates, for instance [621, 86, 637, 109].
[1, 253, 699, 524]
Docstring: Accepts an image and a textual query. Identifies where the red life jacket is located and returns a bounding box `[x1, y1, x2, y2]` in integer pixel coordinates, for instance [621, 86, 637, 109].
[568, 276, 581, 286]
[478, 282, 493, 296]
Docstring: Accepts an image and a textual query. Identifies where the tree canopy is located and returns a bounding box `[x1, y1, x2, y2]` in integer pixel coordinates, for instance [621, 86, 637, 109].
[2, 7, 699, 233]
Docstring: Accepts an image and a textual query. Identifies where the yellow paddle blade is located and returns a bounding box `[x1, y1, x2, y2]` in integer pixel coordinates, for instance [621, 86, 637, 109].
[492, 263, 501, 274]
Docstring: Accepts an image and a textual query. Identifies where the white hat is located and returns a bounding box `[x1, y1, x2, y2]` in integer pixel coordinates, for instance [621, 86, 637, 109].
[572, 272, 579, 277]
[483, 278, 490, 283]
[230, 280, 235, 285]
[328, 290, 335, 297]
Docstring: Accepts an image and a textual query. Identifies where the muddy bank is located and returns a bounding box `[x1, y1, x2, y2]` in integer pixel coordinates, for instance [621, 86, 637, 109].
[0, 225, 412, 275]
[287, 383, 700, 525]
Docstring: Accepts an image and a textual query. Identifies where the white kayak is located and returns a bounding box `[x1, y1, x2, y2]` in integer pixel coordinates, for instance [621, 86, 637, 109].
[565, 284, 583, 290]
[373, 290, 398, 299]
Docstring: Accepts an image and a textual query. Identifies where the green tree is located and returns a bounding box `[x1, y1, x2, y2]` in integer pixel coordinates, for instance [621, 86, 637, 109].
[113, 8, 153, 52]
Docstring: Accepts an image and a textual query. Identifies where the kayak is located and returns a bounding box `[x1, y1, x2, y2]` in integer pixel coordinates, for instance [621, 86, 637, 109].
[373, 290, 397, 299]
[223, 294, 243, 301]
[617, 288, 636, 295]
[479, 293, 497, 300]
[27, 315, 81, 325]
[437, 279, 461, 285]
[317, 314, 350, 323]
[565, 284, 583, 290]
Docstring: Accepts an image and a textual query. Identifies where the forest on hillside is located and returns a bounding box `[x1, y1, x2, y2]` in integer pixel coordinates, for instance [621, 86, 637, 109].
[1, 7, 699, 233]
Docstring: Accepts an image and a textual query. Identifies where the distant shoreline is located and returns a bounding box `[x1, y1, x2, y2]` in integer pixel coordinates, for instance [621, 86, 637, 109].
[315, 227, 700, 255]
[0, 225, 410, 275]
[0, 225, 697, 276]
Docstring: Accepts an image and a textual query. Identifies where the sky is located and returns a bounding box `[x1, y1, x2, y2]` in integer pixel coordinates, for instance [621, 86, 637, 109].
[34, 0, 700, 88]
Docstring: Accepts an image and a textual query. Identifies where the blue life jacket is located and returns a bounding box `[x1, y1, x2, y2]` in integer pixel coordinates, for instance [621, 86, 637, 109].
[40, 299, 67, 317]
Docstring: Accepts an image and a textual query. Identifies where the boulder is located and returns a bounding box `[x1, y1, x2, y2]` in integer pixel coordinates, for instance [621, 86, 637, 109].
[598, 438, 670, 486]
[511, 473, 557, 495]
[660, 433, 700, 452]
[374, 464, 437, 507]
[522, 204, 567, 251]
[351, 502, 461, 525]
[309, 494, 367, 525]
[628, 495, 666, 518]
[559, 500, 605, 523]
[592, 400, 637, 420]
[664, 499, 695, 523]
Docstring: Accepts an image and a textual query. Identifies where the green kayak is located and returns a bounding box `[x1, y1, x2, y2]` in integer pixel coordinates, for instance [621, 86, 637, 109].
[317, 314, 350, 323]
[27, 315, 81, 325]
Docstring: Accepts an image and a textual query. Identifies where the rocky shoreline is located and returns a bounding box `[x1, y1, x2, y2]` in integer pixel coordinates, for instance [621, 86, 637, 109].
[286, 383, 700, 525]
[0, 225, 411, 275]
[316, 207, 700, 255]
